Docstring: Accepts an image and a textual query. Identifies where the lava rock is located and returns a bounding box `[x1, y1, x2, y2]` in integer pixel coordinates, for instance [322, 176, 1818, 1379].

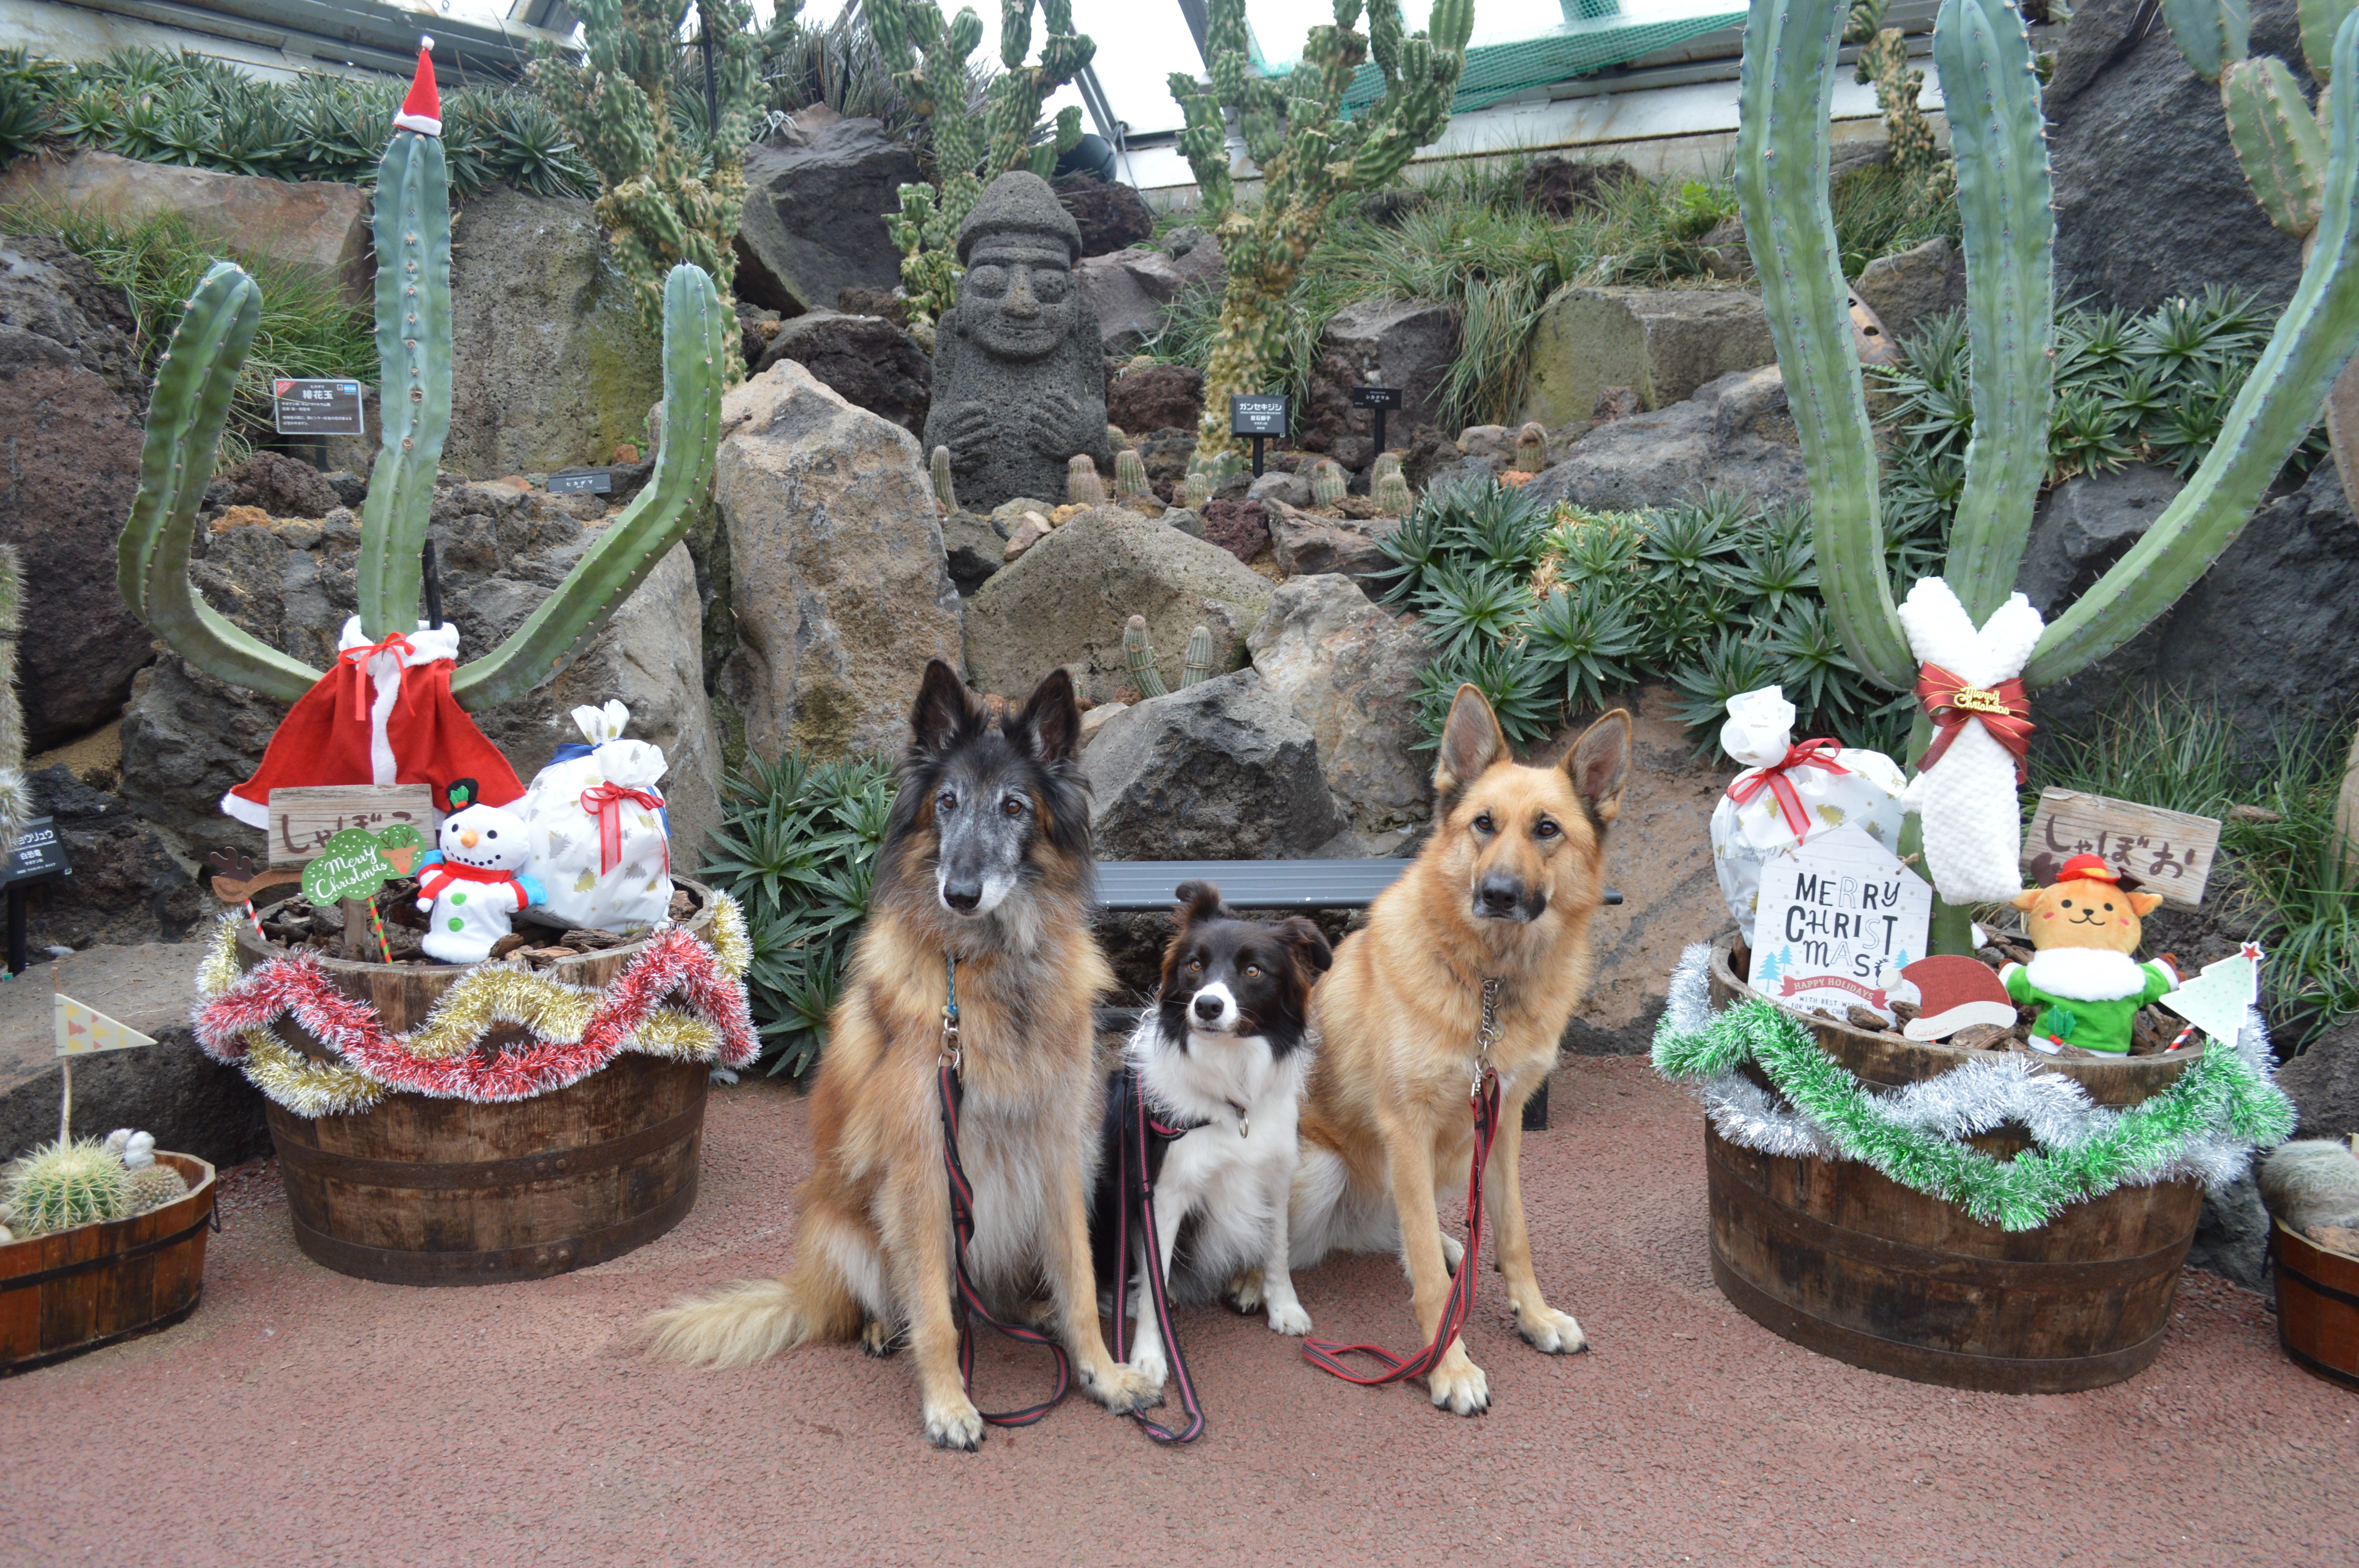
[1264, 502, 1399, 589]
[216, 450, 340, 519]
[835, 285, 910, 327]
[2279, 1022, 2359, 1139]
[1299, 299, 1462, 473]
[1246, 575, 1436, 833]
[1083, 671, 1346, 861]
[0, 234, 154, 748]
[17, 766, 203, 950]
[2186, 1173, 2274, 1289]
[1107, 364, 1204, 438]
[753, 307, 932, 436]
[1523, 365, 1807, 513]
[1199, 497, 1271, 562]
[1055, 174, 1156, 257]
[735, 111, 921, 316]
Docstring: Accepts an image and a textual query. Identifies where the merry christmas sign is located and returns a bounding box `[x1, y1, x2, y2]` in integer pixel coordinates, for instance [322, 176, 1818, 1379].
[1747, 825, 1933, 1024]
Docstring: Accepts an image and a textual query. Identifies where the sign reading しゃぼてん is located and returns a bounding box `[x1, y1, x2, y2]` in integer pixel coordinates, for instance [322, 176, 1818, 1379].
[1747, 825, 1932, 1025]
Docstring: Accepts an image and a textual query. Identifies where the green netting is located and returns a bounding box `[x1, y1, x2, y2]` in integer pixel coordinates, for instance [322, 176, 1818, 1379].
[1339, 7, 1747, 116]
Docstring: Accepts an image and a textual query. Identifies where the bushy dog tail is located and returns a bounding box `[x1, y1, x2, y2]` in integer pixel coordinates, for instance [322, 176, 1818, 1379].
[636, 1256, 860, 1368]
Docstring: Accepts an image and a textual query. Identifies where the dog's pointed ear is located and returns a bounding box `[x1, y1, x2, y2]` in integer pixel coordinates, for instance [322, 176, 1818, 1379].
[1434, 684, 1508, 797]
[911, 659, 985, 753]
[1565, 709, 1632, 824]
[1010, 666, 1081, 762]
[1172, 879, 1225, 929]
[1279, 915, 1334, 978]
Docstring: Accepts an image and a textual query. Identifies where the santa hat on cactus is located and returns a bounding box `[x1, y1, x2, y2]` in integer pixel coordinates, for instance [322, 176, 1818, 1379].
[393, 36, 441, 137]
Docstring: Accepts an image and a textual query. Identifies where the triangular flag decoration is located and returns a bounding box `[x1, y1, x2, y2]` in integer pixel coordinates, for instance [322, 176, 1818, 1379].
[2157, 944, 2263, 1044]
[393, 35, 442, 137]
[54, 995, 158, 1057]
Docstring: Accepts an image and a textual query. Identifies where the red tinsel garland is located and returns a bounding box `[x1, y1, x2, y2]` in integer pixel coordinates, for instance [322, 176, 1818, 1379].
[194, 928, 759, 1103]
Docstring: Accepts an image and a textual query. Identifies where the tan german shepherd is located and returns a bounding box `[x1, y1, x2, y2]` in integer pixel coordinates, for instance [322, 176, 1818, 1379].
[636, 661, 1159, 1448]
[1288, 684, 1631, 1415]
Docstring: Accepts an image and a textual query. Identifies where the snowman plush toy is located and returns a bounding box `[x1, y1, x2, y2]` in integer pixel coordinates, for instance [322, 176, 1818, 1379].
[417, 780, 547, 964]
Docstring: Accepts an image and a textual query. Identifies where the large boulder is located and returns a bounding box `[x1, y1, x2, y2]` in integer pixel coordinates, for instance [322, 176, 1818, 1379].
[962, 505, 1272, 705]
[118, 481, 724, 865]
[2279, 1023, 2359, 1139]
[716, 361, 963, 760]
[1107, 363, 1204, 437]
[1264, 502, 1399, 592]
[1056, 175, 1156, 257]
[734, 113, 922, 316]
[0, 149, 368, 299]
[19, 766, 204, 951]
[0, 236, 153, 750]
[1246, 575, 1434, 835]
[752, 308, 931, 436]
[1083, 671, 1346, 861]
[2047, 0, 2308, 316]
[1298, 298, 1462, 473]
[1523, 365, 1806, 513]
[1519, 286, 1776, 432]
[1852, 235, 1966, 350]
[1074, 237, 1225, 356]
[444, 185, 664, 479]
[2016, 461, 2359, 740]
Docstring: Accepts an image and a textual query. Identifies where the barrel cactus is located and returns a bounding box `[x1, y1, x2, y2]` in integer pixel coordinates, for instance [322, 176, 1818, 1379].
[1182, 470, 1214, 510]
[1309, 457, 1348, 506]
[1123, 614, 1169, 699]
[1114, 447, 1152, 502]
[1068, 453, 1107, 506]
[1373, 465, 1414, 516]
[2, 1138, 131, 1236]
[1514, 423, 1548, 474]
[1740, 0, 2359, 951]
[116, 102, 727, 711]
[127, 1162, 189, 1215]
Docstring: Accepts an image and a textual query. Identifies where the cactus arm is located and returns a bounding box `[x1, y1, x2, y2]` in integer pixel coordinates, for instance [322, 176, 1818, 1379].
[2301, 0, 2354, 80]
[1734, 0, 1914, 689]
[2221, 56, 2328, 237]
[2159, 0, 2252, 80]
[2028, 11, 2359, 686]
[1934, 0, 2057, 623]
[354, 129, 454, 640]
[116, 262, 322, 703]
[451, 264, 726, 711]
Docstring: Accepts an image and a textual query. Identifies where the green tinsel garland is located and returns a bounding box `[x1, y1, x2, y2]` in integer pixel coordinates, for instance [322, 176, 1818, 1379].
[1655, 996, 2294, 1231]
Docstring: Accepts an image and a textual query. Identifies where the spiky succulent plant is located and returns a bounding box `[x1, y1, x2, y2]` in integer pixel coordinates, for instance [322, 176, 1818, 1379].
[1309, 457, 1348, 506]
[127, 1162, 190, 1215]
[1114, 447, 1152, 501]
[931, 445, 959, 512]
[2, 1138, 131, 1236]
[1123, 614, 1168, 698]
[1068, 453, 1107, 506]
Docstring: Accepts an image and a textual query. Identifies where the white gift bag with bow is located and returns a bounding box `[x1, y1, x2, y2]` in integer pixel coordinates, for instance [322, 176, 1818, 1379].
[1709, 685, 1910, 928]
[516, 701, 674, 933]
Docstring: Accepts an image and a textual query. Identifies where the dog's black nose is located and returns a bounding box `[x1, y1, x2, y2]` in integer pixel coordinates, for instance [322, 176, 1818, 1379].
[1477, 877, 1524, 916]
[942, 880, 982, 913]
[1193, 993, 1223, 1022]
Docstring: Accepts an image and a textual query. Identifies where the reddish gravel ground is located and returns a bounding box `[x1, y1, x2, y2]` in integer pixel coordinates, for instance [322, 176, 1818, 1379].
[6, 1058, 2353, 1567]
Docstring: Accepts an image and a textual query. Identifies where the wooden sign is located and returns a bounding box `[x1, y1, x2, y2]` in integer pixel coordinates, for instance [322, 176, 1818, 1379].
[299, 826, 406, 906]
[2021, 788, 2220, 911]
[55, 994, 155, 1057]
[1748, 825, 1933, 1025]
[2, 816, 69, 885]
[268, 785, 439, 867]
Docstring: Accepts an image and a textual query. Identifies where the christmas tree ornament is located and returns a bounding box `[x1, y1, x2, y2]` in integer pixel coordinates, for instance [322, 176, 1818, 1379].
[2159, 942, 2267, 1045]
[1896, 577, 2043, 906]
[2001, 854, 2178, 1055]
[1708, 685, 1908, 928]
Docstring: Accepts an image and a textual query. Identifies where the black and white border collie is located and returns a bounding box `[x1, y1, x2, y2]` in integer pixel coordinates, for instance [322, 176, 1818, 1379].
[1094, 881, 1332, 1388]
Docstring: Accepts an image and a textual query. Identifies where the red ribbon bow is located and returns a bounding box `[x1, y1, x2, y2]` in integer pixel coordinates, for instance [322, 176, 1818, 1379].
[579, 784, 665, 877]
[338, 632, 416, 722]
[1726, 737, 1849, 842]
[1914, 663, 2034, 784]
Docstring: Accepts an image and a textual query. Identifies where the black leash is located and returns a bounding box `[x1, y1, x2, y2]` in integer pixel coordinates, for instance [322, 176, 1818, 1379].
[1109, 1063, 1208, 1443]
[935, 955, 1072, 1427]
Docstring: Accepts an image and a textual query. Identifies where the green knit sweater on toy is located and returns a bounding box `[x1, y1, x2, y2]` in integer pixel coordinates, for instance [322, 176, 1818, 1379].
[1998, 949, 2177, 1055]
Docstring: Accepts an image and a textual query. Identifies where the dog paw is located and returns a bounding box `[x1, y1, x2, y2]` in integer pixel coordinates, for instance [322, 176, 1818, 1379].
[1516, 1305, 1587, 1355]
[1266, 1299, 1312, 1336]
[1128, 1343, 1170, 1389]
[1440, 1234, 1466, 1272]
[1224, 1267, 1265, 1314]
[1084, 1359, 1165, 1414]
[1427, 1352, 1490, 1417]
[860, 1318, 902, 1358]
[923, 1396, 985, 1451]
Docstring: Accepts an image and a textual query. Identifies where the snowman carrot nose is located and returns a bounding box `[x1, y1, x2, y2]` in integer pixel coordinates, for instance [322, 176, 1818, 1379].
[461, 829, 479, 848]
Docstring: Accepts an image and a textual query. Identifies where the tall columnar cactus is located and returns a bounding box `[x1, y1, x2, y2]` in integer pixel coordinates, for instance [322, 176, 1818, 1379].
[1844, 0, 1953, 202]
[531, 0, 765, 377]
[118, 114, 729, 710]
[872, 0, 1093, 329]
[1740, 0, 2359, 949]
[931, 444, 960, 512]
[1181, 624, 1215, 688]
[1170, 0, 1471, 461]
[1123, 615, 1169, 698]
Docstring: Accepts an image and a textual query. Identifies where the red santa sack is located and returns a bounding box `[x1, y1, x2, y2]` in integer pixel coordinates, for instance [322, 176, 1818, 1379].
[221, 618, 525, 828]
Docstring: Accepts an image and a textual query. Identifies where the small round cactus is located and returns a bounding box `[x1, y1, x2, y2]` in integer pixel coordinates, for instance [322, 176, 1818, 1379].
[1114, 447, 1151, 501]
[930, 445, 958, 513]
[1182, 471, 1212, 509]
[2, 1138, 131, 1236]
[1371, 451, 1403, 483]
[127, 1162, 189, 1215]
[1069, 454, 1107, 507]
[1516, 422, 1548, 474]
[1309, 458, 1347, 507]
[1374, 469, 1414, 516]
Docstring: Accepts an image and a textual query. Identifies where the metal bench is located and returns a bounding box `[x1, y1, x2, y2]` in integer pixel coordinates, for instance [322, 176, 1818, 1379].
[1095, 860, 1625, 1129]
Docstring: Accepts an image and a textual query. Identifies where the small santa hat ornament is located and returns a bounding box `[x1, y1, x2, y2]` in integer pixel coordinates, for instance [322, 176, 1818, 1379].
[393, 36, 442, 137]
[1898, 955, 2017, 1042]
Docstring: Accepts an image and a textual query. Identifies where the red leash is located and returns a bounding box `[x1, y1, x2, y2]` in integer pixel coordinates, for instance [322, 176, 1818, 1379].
[935, 959, 1071, 1427]
[1110, 1065, 1207, 1442]
[1302, 980, 1505, 1386]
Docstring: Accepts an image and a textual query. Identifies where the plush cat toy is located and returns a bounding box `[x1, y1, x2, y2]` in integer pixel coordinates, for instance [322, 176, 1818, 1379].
[417, 786, 545, 964]
[1999, 853, 2178, 1055]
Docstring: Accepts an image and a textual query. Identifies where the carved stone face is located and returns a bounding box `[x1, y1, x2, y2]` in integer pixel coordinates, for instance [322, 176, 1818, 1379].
[956, 238, 1076, 364]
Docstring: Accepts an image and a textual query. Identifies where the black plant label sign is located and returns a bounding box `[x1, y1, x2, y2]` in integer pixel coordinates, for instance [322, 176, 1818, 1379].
[1230, 394, 1289, 436]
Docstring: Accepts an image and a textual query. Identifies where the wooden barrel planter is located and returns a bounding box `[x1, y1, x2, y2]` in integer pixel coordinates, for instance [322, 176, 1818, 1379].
[1703, 933, 2204, 1394]
[2, 1153, 217, 1374]
[2273, 1220, 2359, 1392]
[234, 881, 720, 1287]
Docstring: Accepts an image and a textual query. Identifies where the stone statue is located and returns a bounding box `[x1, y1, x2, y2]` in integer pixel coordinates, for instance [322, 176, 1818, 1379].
[923, 172, 1115, 514]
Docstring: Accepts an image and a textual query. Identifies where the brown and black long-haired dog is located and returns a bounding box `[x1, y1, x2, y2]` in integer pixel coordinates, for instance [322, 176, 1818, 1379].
[1289, 683, 1631, 1416]
[638, 660, 1159, 1448]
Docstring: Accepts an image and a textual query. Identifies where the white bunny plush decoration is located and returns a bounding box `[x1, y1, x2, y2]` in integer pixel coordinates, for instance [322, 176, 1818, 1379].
[1895, 577, 2045, 904]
